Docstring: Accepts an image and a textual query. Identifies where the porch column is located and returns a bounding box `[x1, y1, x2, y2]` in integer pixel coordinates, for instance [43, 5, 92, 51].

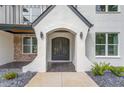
[75, 33, 83, 72]
[37, 33, 47, 72]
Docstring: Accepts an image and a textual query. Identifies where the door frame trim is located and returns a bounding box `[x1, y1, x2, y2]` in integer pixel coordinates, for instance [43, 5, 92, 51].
[47, 32, 74, 63]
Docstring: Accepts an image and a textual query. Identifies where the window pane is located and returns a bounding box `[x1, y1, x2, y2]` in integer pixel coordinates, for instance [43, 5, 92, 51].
[23, 16, 30, 23]
[96, 33, 106, 44]
[32, 37, 37, 53]
[23, 37, 31, 45]
[108, 5, 118, 11]
[108, 33, 118, 44]
[96, 5, 106, 12]
[23, 16, 30, 21]
[32, 45, 37, 53]
[32, 37, 37, 45]
[32, 8, 41, 22]
[32, 8, 41, 15]
[23, 46, 31, 53]
[32, 16, 39, 22]
[96, 45, 105, 55]
[108, 45, 118, 56]
[23, 8, 30, 15]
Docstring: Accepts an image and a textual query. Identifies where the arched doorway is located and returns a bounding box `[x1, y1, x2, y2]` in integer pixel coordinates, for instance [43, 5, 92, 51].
[46, 30, 76, 72]
[52, 37, 69, 60]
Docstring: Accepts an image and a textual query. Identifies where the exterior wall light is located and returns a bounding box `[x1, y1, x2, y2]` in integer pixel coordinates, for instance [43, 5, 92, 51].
[80, 32, 83, 39]
[40, 32, 43, 39]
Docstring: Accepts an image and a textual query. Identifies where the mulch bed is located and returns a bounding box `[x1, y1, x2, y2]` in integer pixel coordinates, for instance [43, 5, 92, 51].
[0, 69, 36, 87]
[86, 71, 124, 87]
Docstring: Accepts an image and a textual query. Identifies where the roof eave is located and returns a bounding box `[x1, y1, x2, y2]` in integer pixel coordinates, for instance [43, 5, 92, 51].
[32, 5, 56, 27]
[32, 5, 93, 29]
[68, 5, 93, 28]
[0, 24, 34, 34]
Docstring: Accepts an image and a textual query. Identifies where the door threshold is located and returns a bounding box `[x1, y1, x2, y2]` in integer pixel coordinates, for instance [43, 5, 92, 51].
[48, 61, 72, 63]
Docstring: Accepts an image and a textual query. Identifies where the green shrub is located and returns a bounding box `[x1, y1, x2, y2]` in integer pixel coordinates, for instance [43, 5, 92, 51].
[91, 62, 110, 76]
[3, 72, 17, 80]
[91, 62, 124, 77]
[109, 66, 124, 77]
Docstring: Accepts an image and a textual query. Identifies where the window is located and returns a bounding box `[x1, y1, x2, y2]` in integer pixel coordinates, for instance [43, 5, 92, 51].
[96, 5, 106, 12]
[95, 33, 118, 57]
[22, 7, 41, 24]
[23, 37, 37, 53]
[96, 5, 119, 12]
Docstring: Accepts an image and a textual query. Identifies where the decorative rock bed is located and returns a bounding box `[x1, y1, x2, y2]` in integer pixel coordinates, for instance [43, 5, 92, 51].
[0, 69, 36, 87]
[86, 71, 124, 87]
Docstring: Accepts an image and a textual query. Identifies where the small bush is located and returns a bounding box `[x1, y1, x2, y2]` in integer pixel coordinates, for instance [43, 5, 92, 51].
[110, 66, 124, 77]
[3, 72, 18, 80]
[91, 62, 110, 76]
[91, 62, 124, 77]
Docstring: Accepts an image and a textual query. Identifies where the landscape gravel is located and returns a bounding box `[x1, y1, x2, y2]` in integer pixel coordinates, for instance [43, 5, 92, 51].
[0, 69, 36, 87]
[86, 71, 124, 87]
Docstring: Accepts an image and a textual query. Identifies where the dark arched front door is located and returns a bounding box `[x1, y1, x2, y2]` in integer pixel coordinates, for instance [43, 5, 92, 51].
[52, 37, 69, 60]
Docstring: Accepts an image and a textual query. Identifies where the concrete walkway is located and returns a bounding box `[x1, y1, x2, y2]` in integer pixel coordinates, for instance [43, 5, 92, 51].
[26, 72, 98, 87]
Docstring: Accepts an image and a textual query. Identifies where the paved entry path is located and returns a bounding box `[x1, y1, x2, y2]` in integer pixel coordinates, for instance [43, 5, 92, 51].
[26, 72, 98, 87]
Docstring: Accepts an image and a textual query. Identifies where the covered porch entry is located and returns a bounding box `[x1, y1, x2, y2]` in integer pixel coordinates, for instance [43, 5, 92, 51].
[23, 5, 93, 72]
[46, 30, 76, 72]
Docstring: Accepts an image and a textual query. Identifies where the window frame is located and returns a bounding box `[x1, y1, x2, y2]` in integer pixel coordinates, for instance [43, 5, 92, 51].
[96, 5, 120, 13]
[95, 32, 120, 58]
[22, 36, 37, 54]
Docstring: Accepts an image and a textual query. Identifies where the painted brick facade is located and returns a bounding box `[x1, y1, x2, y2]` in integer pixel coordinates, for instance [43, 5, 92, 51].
[14, 34, 37, 62]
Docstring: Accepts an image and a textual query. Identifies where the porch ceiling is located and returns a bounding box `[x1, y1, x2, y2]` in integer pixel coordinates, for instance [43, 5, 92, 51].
[0, 24, 34, 34]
